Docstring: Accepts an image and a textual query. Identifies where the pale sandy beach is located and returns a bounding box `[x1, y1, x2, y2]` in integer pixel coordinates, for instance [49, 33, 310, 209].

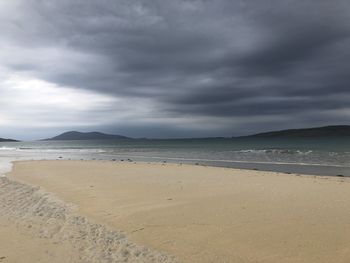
[2, 160, 350, 262]
[1, 0, 349, 262]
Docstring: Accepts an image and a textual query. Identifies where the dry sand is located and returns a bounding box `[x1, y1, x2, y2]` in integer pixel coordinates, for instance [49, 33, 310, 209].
[0, 176, 176, 263]
[2, 160, 350, 262]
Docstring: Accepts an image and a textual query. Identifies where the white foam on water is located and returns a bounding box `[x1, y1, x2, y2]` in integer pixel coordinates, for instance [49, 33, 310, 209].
[18, 148, 105, 153]
[0, 146, 107, 154]
[0, 146, 18, 151]
[233, 149, 314, 155]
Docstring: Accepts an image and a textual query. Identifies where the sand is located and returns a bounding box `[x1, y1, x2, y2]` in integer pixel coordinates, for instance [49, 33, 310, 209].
[0, 176, 177, 263]
[2, 160, 350, 262]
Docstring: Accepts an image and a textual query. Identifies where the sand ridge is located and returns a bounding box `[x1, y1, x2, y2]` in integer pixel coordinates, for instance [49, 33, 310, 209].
[0, 176, 178, 263]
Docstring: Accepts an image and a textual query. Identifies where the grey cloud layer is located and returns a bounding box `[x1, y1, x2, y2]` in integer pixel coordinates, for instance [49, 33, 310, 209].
[0, 0, 349, 137]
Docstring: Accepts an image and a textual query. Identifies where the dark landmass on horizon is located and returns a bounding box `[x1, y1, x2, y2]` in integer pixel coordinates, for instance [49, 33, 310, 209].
[241, 125, 350, 138]
[43, 131, 129, 141]
[1, 125, 349, 142]
[36, 125, 350, 141]
[0, 138, 18, 142]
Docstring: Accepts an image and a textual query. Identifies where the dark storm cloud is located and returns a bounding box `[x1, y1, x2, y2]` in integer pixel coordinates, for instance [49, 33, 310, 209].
[0, 0, 349, 138]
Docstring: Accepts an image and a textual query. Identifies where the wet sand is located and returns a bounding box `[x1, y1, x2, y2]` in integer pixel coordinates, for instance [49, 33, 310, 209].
[2, 160, 350, 262]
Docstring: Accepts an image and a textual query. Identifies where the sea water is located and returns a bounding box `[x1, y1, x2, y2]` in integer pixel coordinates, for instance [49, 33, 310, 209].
[1, 137, 350, 176]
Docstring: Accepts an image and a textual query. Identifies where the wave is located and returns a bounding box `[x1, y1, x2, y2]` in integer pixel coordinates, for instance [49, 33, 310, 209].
[0, 147, 107, 153]
[0, 147, 18, 151]
[234, 149, 314, 155]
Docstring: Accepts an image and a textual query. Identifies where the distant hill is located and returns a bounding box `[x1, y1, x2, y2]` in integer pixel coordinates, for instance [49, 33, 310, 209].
[0, 137, 18, 142]
[44, 131, 129, 141]
[241, 125, 350, 138]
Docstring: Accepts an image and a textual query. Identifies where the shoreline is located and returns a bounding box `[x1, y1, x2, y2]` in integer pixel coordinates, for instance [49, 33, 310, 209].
[1, 140, 350, 177]
[1, 156, 349, 179]
[2, 160, 350, 262]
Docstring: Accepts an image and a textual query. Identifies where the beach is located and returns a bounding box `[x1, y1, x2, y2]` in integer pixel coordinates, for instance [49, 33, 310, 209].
[1, 160, 350, 262]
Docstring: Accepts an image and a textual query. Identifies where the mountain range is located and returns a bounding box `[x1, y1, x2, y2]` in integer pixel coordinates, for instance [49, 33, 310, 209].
[43, 131, 129, 141]
[242, 125, 350, 138]
[0, 138, 18, 142]
[1, 125, 350, 142]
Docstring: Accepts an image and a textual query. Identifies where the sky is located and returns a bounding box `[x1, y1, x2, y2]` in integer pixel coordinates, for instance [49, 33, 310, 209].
[0, 0, 349, 140]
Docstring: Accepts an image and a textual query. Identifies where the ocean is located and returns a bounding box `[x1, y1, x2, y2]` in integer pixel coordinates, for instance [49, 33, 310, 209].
[1, 138, 350, 176]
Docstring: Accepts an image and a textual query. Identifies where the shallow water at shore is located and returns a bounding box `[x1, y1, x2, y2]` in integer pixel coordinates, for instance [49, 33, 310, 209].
[1, 138, 350, 176]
